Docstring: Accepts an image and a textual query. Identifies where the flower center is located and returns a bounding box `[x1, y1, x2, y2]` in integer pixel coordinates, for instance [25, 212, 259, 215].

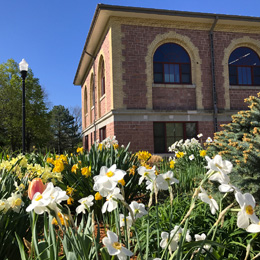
[144, 172, 149, 176]
[134, 209, 140, 214]
[112, 242, 122, 250]
[245, 205, 254, 215]
[14, 198, 22, 206]
[106, 171, 114, 177]
[215, 163, 222, 169]
[35, 194, 43, 201]
[208, 195, 213, 199]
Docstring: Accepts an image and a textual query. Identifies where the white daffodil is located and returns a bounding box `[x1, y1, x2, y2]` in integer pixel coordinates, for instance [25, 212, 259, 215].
[0, 199, 9, 213]
[137, 166, 156, 185]
[155, 171, 179, 191]
[160, 226, 190, 254]
[194, 233, 212, 253]
[76, 195, 94, 214]
[119, 214, 133, 228]
[197, 133, 203, 138]
[246, 219, 260, 233]
[198, 187, 219, 215]
[6, 192, 24, 213]
[205, 155, 233, 176]
[129, 201, 148, 219]
[206, 137, 212, 143]
[160, 231, 178, 253]
[189, 154, 195, 161]
[235, 192, 259, 229]
[93, 164, 126, 197]
[26, 191, 52, 214]
[102, 188, 123, 213]
[102, 230, 133, 260]
[26, 182, 68, 214]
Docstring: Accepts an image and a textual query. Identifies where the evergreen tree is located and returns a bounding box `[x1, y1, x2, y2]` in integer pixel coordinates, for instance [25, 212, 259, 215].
[0, 59, 51, 151]
[207, 93, 260, 202]
[50, 105, 81, 153]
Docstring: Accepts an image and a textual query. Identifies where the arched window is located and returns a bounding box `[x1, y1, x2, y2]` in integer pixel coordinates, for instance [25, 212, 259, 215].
[84, 87, 88, 115]
[91, 75, 95, 107]
[153, 43, 191, 84]
[229, 47, 260, 86]
[100, 59, 105, 96]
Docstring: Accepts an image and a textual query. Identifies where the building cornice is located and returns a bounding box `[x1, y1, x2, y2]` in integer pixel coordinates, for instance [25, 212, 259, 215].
[74, 4, 260, 86]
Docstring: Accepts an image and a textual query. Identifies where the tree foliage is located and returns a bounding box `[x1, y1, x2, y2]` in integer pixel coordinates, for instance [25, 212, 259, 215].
[49, 105, 81, 153]
[207, 93, 260, 201]
[0, 59, 81, 153]
[0, 59, 51, 151]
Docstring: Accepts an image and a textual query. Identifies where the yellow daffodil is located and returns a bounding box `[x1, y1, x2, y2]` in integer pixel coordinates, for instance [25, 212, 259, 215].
[81, 166, 91, 177]
[200, 150, 207, 157]
[118, 179, 125, 186]
[170, 160, 175, 169]
[71, 164, 78, 173]
[77, 147, 84, 154]
[95, 192, 103, 200]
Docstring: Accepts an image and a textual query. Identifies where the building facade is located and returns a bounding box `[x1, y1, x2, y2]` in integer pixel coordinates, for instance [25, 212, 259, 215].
[74, 4, 260, 153]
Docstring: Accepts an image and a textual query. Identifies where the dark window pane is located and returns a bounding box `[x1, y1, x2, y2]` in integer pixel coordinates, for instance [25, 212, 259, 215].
[181, 64, 190, 74]
[253, 67, 260, 76]
[229, 47, 260, 66]
[154, 123, 164, 137]
[154, 74, 163, 83]
[186, 123, 197, 139]
[154, 63, 163, 73]
[153, 43, 190, 63]
[154, 123, 165, 153]
[229, 66, 237, 85]
[254, 76, 260, 85]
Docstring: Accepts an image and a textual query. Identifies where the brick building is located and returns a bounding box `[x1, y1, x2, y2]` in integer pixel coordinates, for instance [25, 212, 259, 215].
[74, 4, 260, 153]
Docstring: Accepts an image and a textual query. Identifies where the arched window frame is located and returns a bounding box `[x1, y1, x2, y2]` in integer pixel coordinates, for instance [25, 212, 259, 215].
[90, 74, 95, 108]
[153, 43, 192, 84]
[229, 47, 260, 86]
[84, 86, 88, 115]
[100, 59, 105, 96]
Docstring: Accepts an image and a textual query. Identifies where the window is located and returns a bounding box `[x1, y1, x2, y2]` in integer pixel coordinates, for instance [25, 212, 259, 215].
[153, 122, 197, 153]
[99, 126, 106, 142]
[100, 60, 105, 96]
[86, 135, 89, 150]
[84, 87, 88, 115]
[153, 43, 191, 84]
[229, 47, 260, 86]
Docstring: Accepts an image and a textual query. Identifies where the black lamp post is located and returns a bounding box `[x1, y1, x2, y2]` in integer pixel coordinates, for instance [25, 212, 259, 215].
[19, 59, 29, 154]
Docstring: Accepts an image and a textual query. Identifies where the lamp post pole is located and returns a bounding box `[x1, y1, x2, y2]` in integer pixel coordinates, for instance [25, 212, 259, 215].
[19, 59, 29, 155]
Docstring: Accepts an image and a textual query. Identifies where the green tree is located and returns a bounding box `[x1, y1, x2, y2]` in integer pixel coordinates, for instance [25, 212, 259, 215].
[0, 59, 51, 151]
[50, 105, 81, 153]
[207, 93, 260, 202]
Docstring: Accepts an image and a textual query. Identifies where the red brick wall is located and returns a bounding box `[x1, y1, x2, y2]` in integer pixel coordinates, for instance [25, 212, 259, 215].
[114, 121, 154, 152]
[152, 88, 196, 110]
[229, 89, 259, 110]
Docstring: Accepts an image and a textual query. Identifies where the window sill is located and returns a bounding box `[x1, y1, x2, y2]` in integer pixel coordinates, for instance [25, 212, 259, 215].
[91, 106, 95, 110]
[85, 113, 88, 117]
[229, 85, 260, 90]
[153, 83, 195, 88]
[100, 94, 106, 101]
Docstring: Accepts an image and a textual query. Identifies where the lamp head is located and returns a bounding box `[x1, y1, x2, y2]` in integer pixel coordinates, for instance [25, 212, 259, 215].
[19, 59, 29, 79]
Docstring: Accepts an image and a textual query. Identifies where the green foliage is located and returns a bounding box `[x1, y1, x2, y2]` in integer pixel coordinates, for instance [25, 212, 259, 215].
[207, 93, 260, 202]
[0, 59, 51, 152]
[49, 105, 81, 154]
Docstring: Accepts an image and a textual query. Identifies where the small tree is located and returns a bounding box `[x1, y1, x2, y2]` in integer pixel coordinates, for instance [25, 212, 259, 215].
[207, 93, 260, 201]
[50, 105, 81, 153]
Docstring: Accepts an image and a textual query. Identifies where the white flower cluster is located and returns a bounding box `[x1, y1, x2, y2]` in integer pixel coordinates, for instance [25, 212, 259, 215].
[138, 166, 179, 192]
[160, 225, 191, 253]
[168, 138, 201, 153]
[96, 136, 119, 149]
[0, 192, 24, 213]
[199, 154, 260, 233]
[26, 182, 68, 214]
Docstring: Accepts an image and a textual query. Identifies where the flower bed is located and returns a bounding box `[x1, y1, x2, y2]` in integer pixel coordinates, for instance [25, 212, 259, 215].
[0, 135, 260, 259]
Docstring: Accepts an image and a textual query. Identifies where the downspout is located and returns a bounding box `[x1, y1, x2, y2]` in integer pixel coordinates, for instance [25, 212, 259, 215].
[85, 50, 97, 143]
[209, 16, 219, 133]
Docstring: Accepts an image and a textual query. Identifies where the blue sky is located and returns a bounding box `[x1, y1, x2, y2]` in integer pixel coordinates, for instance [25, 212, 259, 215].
[1, 0, 259, 110]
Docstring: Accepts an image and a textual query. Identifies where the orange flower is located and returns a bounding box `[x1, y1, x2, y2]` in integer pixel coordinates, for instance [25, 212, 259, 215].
[28, 178, 46, 200]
